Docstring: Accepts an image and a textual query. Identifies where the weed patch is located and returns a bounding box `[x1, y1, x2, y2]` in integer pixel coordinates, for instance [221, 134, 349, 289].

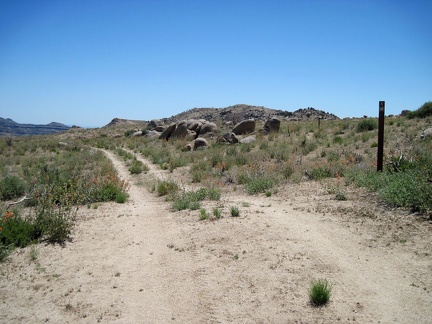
[230, 206, 240, 217]
[309, 278, 332, 306]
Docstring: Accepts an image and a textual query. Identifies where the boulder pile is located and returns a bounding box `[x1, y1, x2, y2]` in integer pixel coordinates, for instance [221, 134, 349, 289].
[144, 116, 282, 150]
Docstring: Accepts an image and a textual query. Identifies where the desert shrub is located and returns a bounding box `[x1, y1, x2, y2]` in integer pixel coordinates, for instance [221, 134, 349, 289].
[236, 166, 278, 194]
[31, 174, 79, 243]
[269, 147, 289, 161]
[309, 279, 332, 306]
[310, 167, 333, 180]
[190, 160, 211, 183]
[230, 206, 240, 217]
[301, 138, 318, 155]
[0, 210, 38, 247]
[124, 129, 136, 137]
[240, 143, 252, 153]
[205, 187, 222, 200]
[335, 189, 348, 201]
[407, 101, 432, 119]
[347, 160, 432, 213]
[345, 168, 389, 192]
[233, 153, 249, 166]
[333, 136, 344, 145]
[5, 137, 13, 146]
[129, 159, 146, 174]
[226, 146, 238, 156]
[33, 205, 76, 244]
[171, 187, 220, 211]
[212, 207, 222, 219]
[89, 183, 123, 202]
[327, 151, 340, 162]
[0, 176, 26, 200]
[209, 151, 224, 167]
[194, 188, 208, 201]
[259, 141, 269, 150]
[115, 191, 128, 203]
[379, 169, 432, 213]
[172, 191, 201, 211]
[246, 176, 276, 194]
[199, 209, 208, 221]
[0, 242, 12, 262]
[357, 119, 377, 132]
[116, 148, 134, 160]
[282, 163, 294, 179]
[168, 155, 189, 171]
[156, 180, 179, 197]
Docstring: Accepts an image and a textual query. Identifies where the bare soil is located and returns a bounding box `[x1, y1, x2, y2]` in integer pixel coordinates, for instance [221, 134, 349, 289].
[1, 150, 431, 323]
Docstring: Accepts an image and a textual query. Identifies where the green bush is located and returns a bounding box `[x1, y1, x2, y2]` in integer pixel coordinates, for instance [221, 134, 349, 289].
[407, 101, 432, 119]
[346, 166, 432, 213]
[0, 242, 13, 262]
[171, 187, 220, 211]
[124, 130, 136, 137]
[129, 159, 145, 174]
[230, 206, 240, 217]
[91, 183, 123, 202]
[115, 191, 128, 203]
[172, 192, 201, 211]
[357, 119, 377, 132]
[379, 170, 432, 213]
[116, 148, 134, 160]
[309, 279, 332, 306]
[203, 187, 221, 200]
[34, 206, 76, 244]
[156, 180, 179, 196]
[310, 167, 333, 180]
[190, 161, 211, 183]
[246, 176, 276, 194]
[199, 209, 208, 221]
[212, 207, 222, 219]
[0, 211, 38, 247]
[333, 136, 344, 144]
[282, 164, 294, 179]
[0, 176, 26, 200]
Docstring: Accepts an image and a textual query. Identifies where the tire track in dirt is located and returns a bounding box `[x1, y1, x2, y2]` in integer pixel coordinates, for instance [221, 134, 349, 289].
[100, 149, 219, 323]
[117, 149, 221, 323]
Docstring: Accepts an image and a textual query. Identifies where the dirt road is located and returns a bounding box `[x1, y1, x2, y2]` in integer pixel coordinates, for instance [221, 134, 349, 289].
[1, 149, 431, 323]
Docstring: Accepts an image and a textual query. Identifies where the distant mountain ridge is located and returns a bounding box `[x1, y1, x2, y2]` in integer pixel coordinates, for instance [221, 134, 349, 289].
[0, 118, 70, 136]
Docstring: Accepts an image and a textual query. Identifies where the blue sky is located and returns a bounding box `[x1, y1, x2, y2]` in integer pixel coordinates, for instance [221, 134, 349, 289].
[0, 0, 431, 127]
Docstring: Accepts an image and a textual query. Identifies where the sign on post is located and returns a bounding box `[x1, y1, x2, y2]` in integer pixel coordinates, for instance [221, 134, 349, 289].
[377, 101, 385, 172]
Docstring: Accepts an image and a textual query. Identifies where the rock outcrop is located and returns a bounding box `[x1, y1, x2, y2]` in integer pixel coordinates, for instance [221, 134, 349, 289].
[232, 119, 255, 135]
[170, 120, 189, 139]
[262, 117, 281, 134]
[198, 122, 218, 138]
[159, 123, 177, 140]
[193, 137, 209, 150]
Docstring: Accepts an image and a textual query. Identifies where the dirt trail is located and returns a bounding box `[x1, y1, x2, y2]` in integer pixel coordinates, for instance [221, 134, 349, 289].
[1, 149, 431, 323]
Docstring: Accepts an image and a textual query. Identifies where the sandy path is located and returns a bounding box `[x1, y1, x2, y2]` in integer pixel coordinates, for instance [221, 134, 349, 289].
[1, 149, 431, 323]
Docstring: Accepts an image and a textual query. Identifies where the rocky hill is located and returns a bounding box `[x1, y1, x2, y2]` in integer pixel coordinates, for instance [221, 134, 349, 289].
[0, 118, 70, 136]
[103, 104, 339, 128]
[161, 104, 338, 125]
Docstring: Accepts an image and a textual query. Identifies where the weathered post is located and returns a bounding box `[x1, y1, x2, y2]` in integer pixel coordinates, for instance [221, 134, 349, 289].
[377, 101, 385, 172]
